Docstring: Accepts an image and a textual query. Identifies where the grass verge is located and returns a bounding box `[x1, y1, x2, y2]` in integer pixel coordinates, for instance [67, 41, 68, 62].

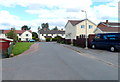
[12, 42, 34, 56]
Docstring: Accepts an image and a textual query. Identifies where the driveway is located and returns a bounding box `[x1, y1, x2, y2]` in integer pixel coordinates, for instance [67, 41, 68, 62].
[2, 42, 118, 80]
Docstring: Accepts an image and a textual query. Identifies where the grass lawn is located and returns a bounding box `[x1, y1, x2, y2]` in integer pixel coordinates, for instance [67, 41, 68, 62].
[12, 42, 34, 56]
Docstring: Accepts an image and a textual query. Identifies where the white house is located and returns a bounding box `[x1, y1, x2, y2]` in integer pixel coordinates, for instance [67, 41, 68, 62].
[38, 30, 65, 41]
[2, 29, 32, 41]
[0, 30, 6, 38]
[94, 20, 120, 34]
[65, 19, 97, 39]
[38, 27, 65, 41]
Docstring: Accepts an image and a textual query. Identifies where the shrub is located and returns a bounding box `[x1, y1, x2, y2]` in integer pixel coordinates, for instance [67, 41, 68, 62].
[60, 40, 65, 44]
[52, 38, 57, 41]
[46, 38, 52, 42]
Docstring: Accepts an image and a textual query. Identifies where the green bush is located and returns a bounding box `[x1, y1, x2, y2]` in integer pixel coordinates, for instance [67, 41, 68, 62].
[46, 38, 52, 42]
[60, 41, 65, 44]
[52, 38, 57, 41]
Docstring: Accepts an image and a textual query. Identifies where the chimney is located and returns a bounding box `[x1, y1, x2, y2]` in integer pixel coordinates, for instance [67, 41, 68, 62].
[11, 28, 15, 30]
[106, 20, 108, 24]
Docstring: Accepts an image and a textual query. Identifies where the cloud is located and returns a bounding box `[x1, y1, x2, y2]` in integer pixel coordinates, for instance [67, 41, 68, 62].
[92, 0, 119, 2]
[0, 10, 30, 30]
[0, 0, 118, 32]
[0, 10, 20, 29]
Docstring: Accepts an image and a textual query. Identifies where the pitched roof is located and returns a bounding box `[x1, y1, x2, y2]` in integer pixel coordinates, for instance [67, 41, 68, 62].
[98, 27, 120, 32]
[39, 30, 65, 34]
[3, 30, 32, 34]
[67, 19, 96, 26]
[97, 21, 120, 32]
[68, 20, 84, 26]
[101, 22, 120, 27]
[0, 38, 13, 42]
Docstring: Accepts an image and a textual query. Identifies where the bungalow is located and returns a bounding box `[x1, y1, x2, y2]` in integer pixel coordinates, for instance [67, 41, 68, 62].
[94, 20, 120, 33]
[38, 27, 65, 41]
[2, 28, 32, 41]
[65, 19, 97, 39]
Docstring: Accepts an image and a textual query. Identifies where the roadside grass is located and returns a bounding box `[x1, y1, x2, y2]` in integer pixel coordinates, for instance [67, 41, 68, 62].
[12, 42, 34, 56]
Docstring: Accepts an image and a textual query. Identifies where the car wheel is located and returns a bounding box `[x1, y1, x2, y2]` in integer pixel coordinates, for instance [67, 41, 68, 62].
[92, 44, 96, 49]
[110, 46, 116, 52]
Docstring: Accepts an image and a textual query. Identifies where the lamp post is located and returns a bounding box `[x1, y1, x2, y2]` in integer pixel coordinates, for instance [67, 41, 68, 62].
[81, 10, 88, 49]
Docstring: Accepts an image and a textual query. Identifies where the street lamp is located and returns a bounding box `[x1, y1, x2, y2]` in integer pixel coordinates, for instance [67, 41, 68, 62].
[81, 10, 88, 49]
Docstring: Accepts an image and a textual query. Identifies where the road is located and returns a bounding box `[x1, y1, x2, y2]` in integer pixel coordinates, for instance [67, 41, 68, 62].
[2, 42, 118, 80]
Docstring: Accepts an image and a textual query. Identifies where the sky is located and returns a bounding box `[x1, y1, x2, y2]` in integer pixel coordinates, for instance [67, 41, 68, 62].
[0, 0, 119, 32]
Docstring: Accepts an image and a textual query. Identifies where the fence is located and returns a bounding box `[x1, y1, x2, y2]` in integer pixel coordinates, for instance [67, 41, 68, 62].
[58, 34, 96, 48]
[57, 38, 71, 44]
[73, 34, 96, 48]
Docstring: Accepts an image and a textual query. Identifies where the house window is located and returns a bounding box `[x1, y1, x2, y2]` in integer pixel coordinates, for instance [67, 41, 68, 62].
[19, 38, 21, 41]
[81, 25, 85, 28]
[19, 34, 21, 36]
[26, 38, 28, 41]
[44, 34, 46, 36]
[26, 34, 28, 36]
[89, 25, 93, 29]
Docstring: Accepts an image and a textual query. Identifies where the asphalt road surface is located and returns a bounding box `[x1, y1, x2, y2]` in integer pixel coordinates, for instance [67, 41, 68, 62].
[2, 42, 118, 80]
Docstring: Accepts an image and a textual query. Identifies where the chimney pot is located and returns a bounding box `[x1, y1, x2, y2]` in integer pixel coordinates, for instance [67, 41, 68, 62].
[106, 20, 108, 24]
[11, 28, 15, 30]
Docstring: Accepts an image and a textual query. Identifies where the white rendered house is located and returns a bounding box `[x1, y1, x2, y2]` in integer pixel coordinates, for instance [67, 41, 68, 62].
[38, 27, 65, 41]
[65, 19, 97, 39]
[38, 30, 65, 41]
[2, 29, 32, 41]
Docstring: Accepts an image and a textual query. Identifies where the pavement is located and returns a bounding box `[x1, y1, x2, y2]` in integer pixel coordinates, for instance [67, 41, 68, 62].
[2, 42, 118, 80]
[60, 43, 119, 68]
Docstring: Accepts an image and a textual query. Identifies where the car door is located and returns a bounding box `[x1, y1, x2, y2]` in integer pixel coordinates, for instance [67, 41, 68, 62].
[95, 34, 107, 49]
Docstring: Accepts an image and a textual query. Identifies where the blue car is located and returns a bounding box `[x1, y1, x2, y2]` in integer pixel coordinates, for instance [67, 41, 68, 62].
[91, 33, 120, 52]
[29, 39, 35, 42]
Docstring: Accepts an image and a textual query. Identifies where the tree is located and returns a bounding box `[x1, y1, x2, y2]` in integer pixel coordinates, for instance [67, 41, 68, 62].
[32, 32, 39, 41]
[21, 25, 31, 30]
[41, 23, 49, 31]
[52, 26, 58, 30]
[6, 29, 18, 43]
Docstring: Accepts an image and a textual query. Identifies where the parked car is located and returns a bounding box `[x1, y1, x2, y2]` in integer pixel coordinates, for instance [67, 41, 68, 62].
[91, 33, 120, 52]
[29, 39, 35, 42]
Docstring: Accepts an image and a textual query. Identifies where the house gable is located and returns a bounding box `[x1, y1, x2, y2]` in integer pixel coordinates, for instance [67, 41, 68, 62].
[76, 19, 97, 36]
[65, 19, 97, 39]
[19, 31, 32, 41]
[93, 28, 103, 34]
[65, 22, 76, 39]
